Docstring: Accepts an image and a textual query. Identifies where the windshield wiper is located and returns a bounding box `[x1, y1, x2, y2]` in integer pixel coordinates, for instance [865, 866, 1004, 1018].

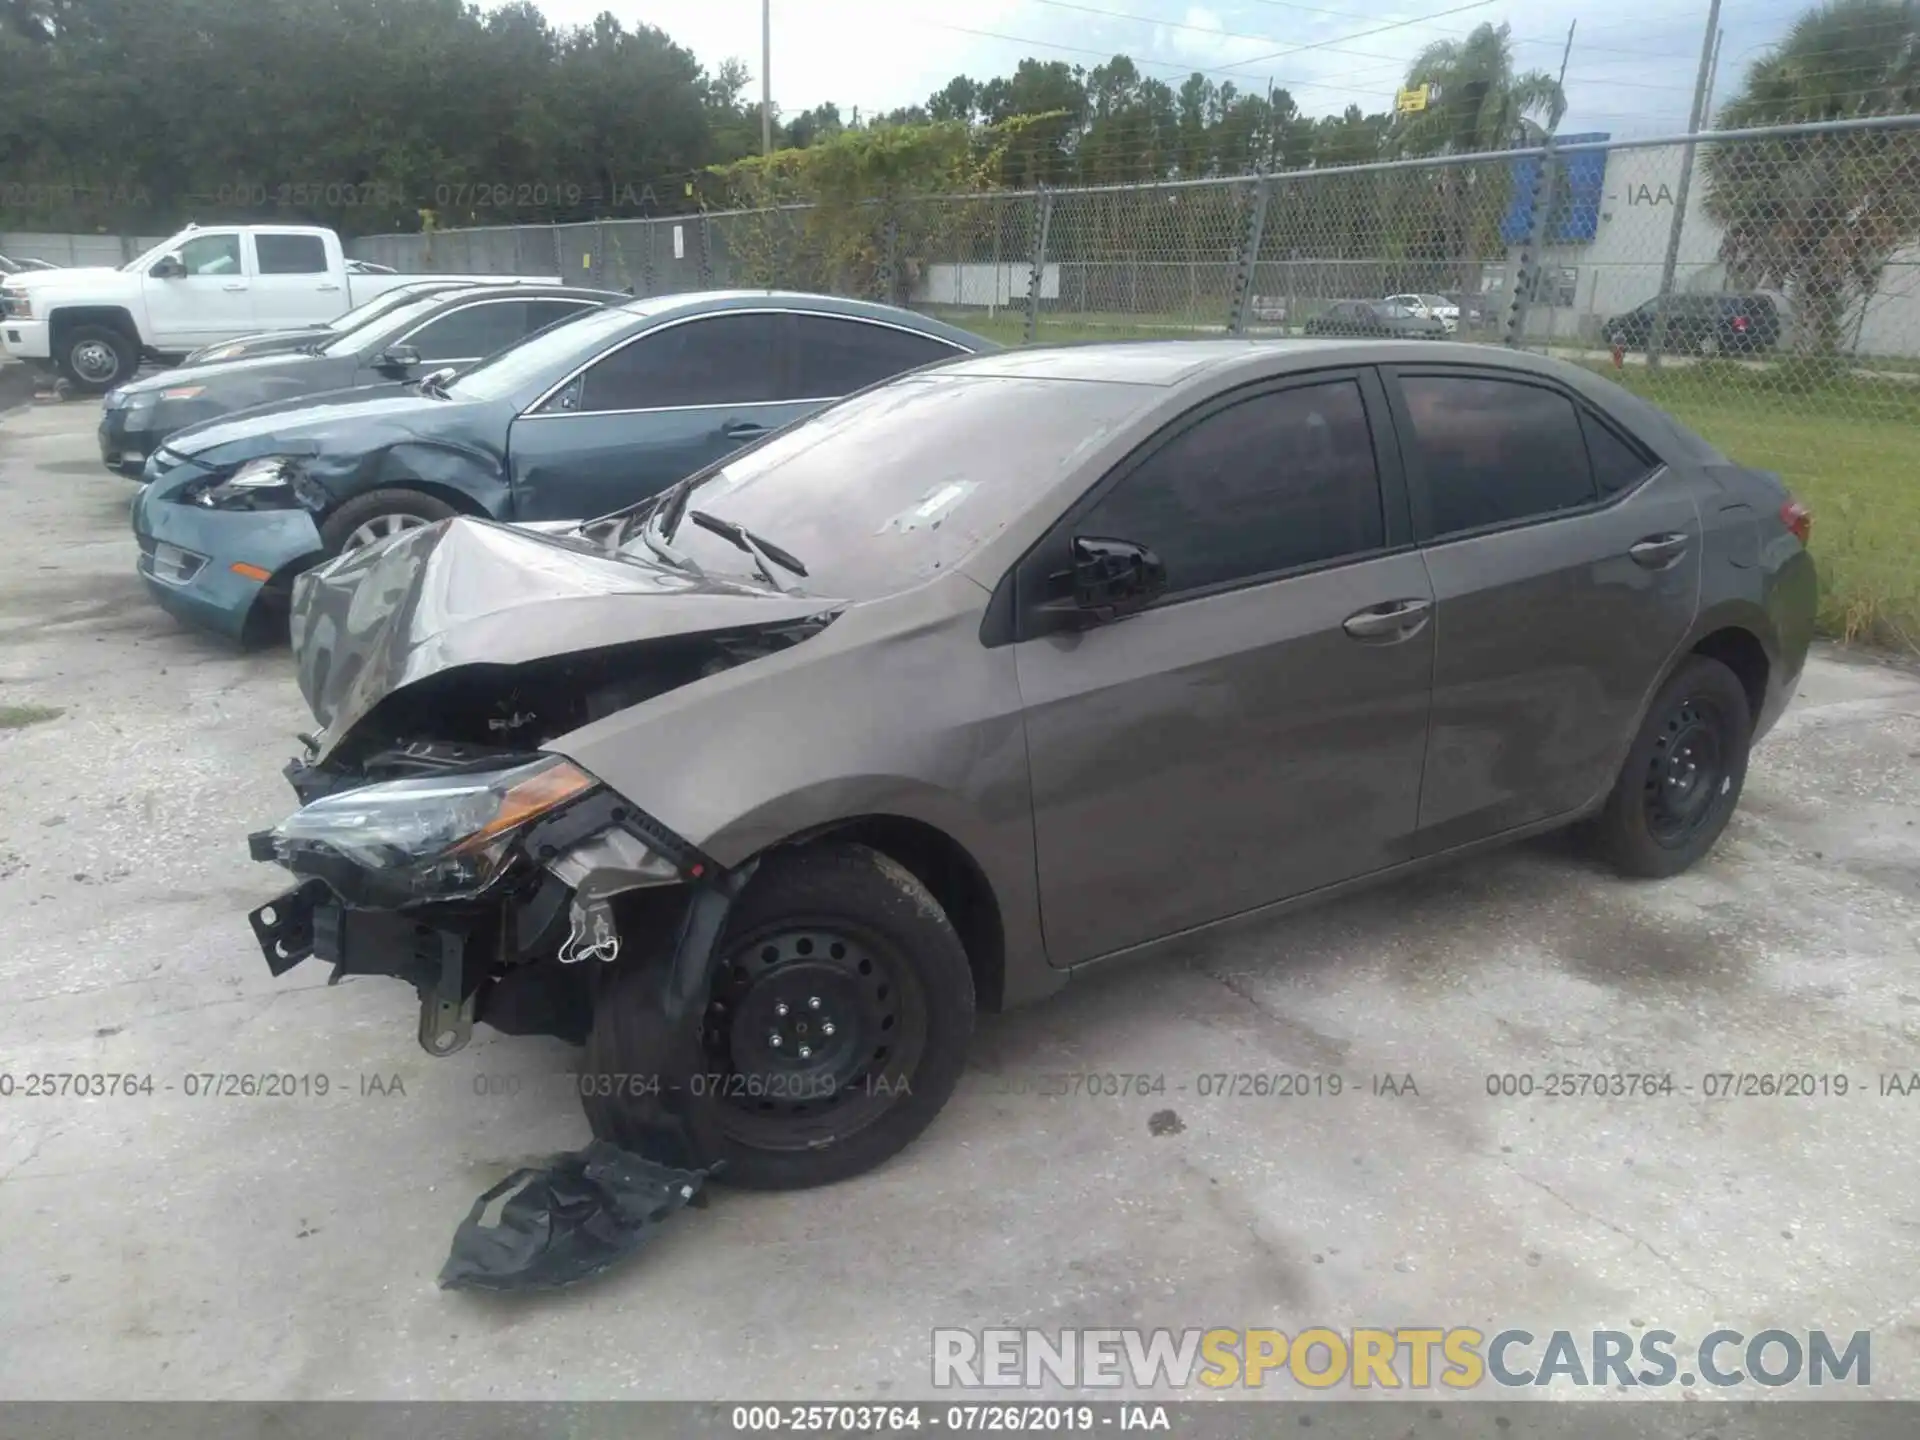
[637, 524, 699, 574]
[687, 510, 808, 589]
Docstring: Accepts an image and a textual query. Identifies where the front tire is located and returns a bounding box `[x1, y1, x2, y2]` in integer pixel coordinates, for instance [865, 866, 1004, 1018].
[58, 324, 138, 393]
[317, 487, 460, 556]
[582, 843, 976, 1190]
[1591, 656, 1752, 878]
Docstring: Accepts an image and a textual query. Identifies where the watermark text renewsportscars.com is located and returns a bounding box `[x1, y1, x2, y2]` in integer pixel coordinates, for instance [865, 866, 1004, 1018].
[932, 1327, 1871, 1391]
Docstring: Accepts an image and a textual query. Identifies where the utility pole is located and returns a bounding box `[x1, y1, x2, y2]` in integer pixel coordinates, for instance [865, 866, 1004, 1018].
[1264, 76, 1279, 170]
[1703, 25, 1725, 116]
[761, 0, 772, 156]
[1554, 19, 1576, 125]
[1648, 0, 1722, 369]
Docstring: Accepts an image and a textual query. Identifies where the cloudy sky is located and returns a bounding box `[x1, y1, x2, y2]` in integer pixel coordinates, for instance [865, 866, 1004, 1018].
[529, 0, 1809, 139]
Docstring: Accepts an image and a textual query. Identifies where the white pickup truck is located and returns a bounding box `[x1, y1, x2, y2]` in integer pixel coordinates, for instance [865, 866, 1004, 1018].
[0, 223, 554, 392]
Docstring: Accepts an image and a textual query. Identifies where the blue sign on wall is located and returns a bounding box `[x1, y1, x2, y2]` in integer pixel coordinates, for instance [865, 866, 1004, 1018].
[1500, 134, 1610, 245]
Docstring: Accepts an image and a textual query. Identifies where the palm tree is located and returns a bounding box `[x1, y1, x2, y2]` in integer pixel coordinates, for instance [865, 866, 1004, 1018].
[1702, 0, 1920, 354]
[1396, 23, 1567, 156]
[1392, 24, 1567, 297]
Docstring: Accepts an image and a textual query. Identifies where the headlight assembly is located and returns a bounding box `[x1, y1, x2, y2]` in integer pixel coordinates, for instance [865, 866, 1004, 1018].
[265, 755, 600, 902]
[181, 455, 323, 512]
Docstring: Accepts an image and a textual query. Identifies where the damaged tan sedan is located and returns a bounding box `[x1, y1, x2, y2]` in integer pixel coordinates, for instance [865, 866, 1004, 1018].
[247, 341, 1816, 1189]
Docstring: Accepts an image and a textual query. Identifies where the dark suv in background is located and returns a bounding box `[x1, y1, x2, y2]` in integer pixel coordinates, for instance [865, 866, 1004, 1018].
[1604, 293, 1783, 356]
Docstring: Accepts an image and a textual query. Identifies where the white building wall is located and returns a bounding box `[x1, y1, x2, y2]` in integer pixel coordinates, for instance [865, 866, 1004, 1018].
[1512, 142, 1920, 358]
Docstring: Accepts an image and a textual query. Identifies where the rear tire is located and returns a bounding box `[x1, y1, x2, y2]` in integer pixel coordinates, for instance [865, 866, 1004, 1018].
[582, 843, 976, 1190]
[57, 324, 138, 393]
[1591, 656, 1751, 878]
[317, 487, 460, 556]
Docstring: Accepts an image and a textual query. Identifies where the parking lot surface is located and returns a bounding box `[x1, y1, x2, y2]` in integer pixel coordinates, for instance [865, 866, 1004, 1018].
[1, 398, 1917, 1400]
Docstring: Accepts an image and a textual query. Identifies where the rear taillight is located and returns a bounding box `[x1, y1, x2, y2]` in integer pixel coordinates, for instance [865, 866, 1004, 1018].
[1733, 314, 1749, 332]
[1781, 498, 1812, 545]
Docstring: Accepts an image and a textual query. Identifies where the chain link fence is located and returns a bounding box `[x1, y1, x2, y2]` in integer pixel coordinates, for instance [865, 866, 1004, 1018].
[352, 114, 1920, 645]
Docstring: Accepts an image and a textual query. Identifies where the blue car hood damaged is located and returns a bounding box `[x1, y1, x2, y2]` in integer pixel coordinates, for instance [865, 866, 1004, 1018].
[292, 517, 842, 756]
[161, 385, 463, 461]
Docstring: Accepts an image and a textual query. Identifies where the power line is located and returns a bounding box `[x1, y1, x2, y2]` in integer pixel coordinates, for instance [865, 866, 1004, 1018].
[1220, 0, 1504, 72]
[1009, 0, 1447, 80]
[932, 20, 1406, 97]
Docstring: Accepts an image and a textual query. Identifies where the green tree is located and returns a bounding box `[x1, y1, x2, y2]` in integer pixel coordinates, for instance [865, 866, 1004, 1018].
[1390, 23, 1560, 292]
[1704, 0, 1920, 353]
[1394, 22, 1566, 155]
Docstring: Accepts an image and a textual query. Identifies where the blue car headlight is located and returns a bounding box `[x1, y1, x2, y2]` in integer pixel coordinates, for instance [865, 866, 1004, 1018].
[178, 456, 324, 512]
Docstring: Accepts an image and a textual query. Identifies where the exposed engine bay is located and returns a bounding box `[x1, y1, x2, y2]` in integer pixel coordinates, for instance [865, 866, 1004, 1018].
[286, 622, 827, 802]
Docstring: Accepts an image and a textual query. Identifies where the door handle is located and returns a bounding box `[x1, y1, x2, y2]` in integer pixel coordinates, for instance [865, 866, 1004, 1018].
[1629, 533, 1689, 569]
[723, 421, 769, 440]
[1342, 598, 1431, 641]
[317, 283, 341, 292]
[221, 283, 248, 292]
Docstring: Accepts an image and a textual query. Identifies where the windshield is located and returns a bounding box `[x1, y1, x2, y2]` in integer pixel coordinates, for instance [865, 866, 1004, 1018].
[1419, 294, 1451, 307]
[445, 303, 645, 402]
[1381, 303, 1415, 318]
[635, 373, 1147, 598]
[324, 283, 463, 333]
[317, 291, 469, 355]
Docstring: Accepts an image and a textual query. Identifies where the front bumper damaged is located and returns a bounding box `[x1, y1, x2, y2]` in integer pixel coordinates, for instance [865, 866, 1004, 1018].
[246, 773, 751, 1168]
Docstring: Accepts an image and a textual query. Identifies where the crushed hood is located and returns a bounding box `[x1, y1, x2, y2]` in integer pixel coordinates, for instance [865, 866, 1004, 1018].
[161, 383, 442, 459]
[292, 517, 841, 752]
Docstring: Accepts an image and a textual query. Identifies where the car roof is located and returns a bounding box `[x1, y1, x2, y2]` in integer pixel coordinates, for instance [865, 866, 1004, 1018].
[937, 337, 1668, 411]
[444, 283, 630, 303]
[611, 289, 997, 349]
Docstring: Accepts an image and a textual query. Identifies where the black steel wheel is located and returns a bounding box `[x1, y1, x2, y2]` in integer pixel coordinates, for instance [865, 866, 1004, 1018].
[1641, 696, 1728, 846]
[583, 842, 975, 1189]
[1592, 655, 1752, 878]
[701, 920, 930, 1153]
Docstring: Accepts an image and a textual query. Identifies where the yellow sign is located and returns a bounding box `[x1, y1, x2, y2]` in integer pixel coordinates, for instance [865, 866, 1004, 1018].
[1396, 84, 1432, 114]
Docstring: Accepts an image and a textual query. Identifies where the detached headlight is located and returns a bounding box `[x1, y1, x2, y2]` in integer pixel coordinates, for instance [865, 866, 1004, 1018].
[183, 455, 321, 512]
[108, 388, 163, 411]
[267, 755, 599, 901]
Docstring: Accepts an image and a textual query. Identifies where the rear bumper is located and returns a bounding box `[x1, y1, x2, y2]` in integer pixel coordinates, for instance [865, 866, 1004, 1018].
[1753, 548, 1818, 744]
[130, 478, 325, 641]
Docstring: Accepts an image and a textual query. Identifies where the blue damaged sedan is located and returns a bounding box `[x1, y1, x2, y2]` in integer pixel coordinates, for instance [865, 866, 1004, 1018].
[130, 292, 993, 642]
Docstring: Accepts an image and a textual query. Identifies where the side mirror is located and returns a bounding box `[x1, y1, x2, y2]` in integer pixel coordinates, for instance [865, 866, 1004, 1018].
[374, 344, 422, 375]
[150, 253, 186, 279]
[1040, 536, 1167, 627]
[419, 365, 457, 389]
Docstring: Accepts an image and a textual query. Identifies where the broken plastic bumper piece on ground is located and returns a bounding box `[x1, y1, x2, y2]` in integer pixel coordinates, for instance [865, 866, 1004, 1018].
[439, 1140, 714, 1292]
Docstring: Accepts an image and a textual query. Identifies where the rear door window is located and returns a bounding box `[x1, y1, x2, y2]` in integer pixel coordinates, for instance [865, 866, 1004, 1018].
[1579, 410, 1657, 496]
[255, 234, 328, 275]
[786, 314, 963, 399]
[1398, 373, 1598, 537]
[522, 299, 599, 335]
